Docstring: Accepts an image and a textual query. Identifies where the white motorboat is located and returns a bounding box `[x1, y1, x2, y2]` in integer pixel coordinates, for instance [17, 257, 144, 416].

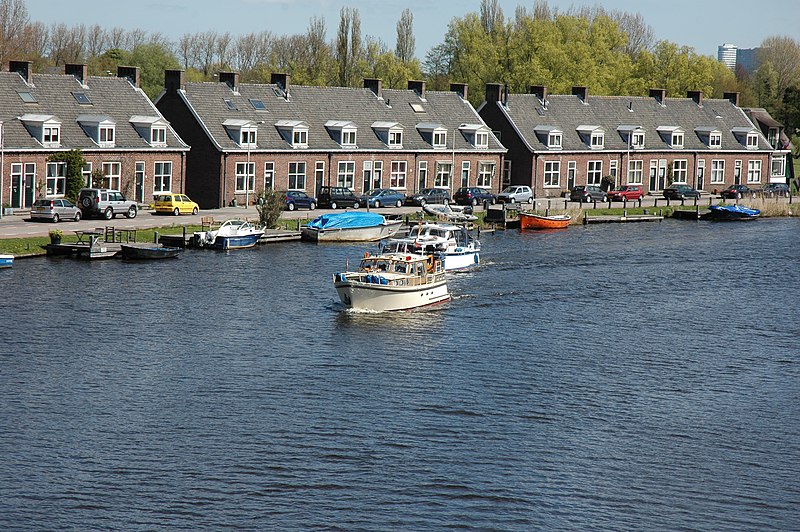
[333, 251, 449, 311]
[382, 222, 480, 271]
[194, 219, 264, 249]
[422, 203, 478, 222]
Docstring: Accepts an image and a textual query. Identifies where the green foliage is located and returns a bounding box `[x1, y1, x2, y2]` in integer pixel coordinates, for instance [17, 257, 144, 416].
[255, 188, 285, 228]
[121, 43, 181, 99]
[47, 149, 86, 201]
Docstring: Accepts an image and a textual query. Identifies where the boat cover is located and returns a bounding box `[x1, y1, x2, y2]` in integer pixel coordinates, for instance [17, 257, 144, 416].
[307, 211, 387, 230]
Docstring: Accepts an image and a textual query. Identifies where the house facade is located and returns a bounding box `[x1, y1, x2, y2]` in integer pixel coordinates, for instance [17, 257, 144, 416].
[0, 61, 189, 210]
[478, 84, 785, 198]
[155, 72, 506, 209]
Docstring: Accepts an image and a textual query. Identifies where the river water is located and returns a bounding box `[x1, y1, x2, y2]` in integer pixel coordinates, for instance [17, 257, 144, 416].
[1, 218, 798, 530]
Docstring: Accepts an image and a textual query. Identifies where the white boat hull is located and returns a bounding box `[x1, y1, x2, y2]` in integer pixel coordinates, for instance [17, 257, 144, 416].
[442, 249, 480, 270]
[334, 277, 449, 311]
[302, 221, 402, 242]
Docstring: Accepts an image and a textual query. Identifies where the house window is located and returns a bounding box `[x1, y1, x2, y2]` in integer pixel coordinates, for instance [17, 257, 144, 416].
[235, 162, 255, 192]
[418, 160, 428, 190]
[43, 125, 60, 145]
[475, 131, 489, 148]
[388, 129, 403, 148]
[609, 160, 617, 181]
[697, 159, 705, 183]
[631, 131, 645, 148]
[747, 160, 762, 183]
[315, 161, 324, 191]
[461, 161, 470, 188]
[627, 160, 643, 184]
[292, 128, 308, 147]
[503, 160, 511, 186]
[771, 157, 785, 177]
[99, 126, 115, 145]
[372, 161, 383, 189]
[151, 126, 166, 146]
[341, 128, 357, 147]
[82, 162, 92, 187]
[432, 130, 447, 148]
[671, 132, 684, 148]
[548, 132, 562, 149]
[45, 162, 66, 196]
[710, 160, 725, 184]
[767, 128, 779, 148]
[288, 162, 306, 190]
[590, 132, 604, 148]
[391, 161, 407, 189]
[337, 161, 355, 189]
[746, 133, 758, 149]
[587, 161, 602, 185]
[477, 162, 494, 188]
[240, 128, 257, 147]
[672, 160, 688, 184]
[709, 132, 721, 148]
[544, 161, 561, 187]
[135, 162, 145, 202]
[435, 162, 452, 187]
[103, 162, 121, 190]
[264, 162, 275, 190]
[362, 161, 372, 192]
[154, 161, 172, 193]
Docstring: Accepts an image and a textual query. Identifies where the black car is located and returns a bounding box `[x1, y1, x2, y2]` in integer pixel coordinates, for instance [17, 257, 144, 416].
[316, 186, 360, 209]
[283, 190, 316, 211]
[663, 184, 701, 200]
[453, 187, 496, 206]
[760, 183, 790, 198]
[405, 188, 451, 206]
[720, 184, 754, 199]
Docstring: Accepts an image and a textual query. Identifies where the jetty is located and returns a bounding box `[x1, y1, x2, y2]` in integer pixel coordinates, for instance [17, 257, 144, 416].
[583, 210, 664, 224]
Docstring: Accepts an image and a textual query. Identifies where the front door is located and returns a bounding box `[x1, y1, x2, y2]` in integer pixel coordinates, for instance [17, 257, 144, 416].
[135, 162, 145, 203]
[658, 159, 667, 190]
[24, 163, 36, 207]
[567, 161, 576, 190]
[11, 167, 22, 208]
[649, 160, 658, 192]
[734, 160, 742, 185]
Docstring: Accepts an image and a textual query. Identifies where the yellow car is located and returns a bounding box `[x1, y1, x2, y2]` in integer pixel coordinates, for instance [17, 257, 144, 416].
[154, 193, 199, 215]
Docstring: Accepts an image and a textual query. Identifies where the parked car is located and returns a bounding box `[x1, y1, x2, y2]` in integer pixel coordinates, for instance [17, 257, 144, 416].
[720, 184, 754, 199]
[360, 188, 406, 208]
[497, 185, 533, 204]
[317, 186, 360, 209]
[570, 185, 607, 203]
[405, 188, 451, 207]
[663, 184, 701, 200]
[154, 193, 199, 215]
[453, 187, 496, 206]
[78, 188, 138, 219]
[606, 184, 644, 202]
[759, 183, 790, 198]
[283, 190, 317, 211]
[30, 198, 82, 223]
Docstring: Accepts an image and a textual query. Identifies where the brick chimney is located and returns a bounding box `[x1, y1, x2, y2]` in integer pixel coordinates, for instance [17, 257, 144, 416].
[572, 86, 588, 102]
[270, 73, 290, 92]
[164, 70, 186, 93]
[10, 60, 32, 85]
[649, 88, 666, 105]
[364, 78, 383, 98]
[219, 72, 239, 92]
[65, 64, 88, 86]
[408, 80, 426, 99]
[723, 91, 740, 107]
[687, 90, 703, 106]
[117, 66, 140, 88]
[529, 85, 547, 103]
[450, 82, 468, 101]
[485, 83, 504, 103]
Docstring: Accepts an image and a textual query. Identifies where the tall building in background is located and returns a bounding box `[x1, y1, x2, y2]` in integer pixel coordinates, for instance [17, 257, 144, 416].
[736, 48, 760, 74]
[718, 43, 738, 69]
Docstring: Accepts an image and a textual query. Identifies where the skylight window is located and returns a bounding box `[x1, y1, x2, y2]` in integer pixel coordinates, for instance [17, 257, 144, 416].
[249, 98, 266, 110]
[18, 91, 37, 103]
[72, 92, 91, 105]
[410, 102, 426, 113]
[224, 99, 237, 110]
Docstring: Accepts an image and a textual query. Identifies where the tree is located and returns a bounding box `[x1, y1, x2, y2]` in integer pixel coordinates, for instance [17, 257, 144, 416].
[758, 36, 800, 100]
[123, 42, 181, 99]
[0, 0, 30, 66]
[335, 7, 362, 87]
[48, 149, 86, 201]
[255, 188, 284, 228]
[395, 8, 415, 63]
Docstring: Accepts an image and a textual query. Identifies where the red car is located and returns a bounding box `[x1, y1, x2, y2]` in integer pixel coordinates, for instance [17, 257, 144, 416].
[607, 185, 643, 201]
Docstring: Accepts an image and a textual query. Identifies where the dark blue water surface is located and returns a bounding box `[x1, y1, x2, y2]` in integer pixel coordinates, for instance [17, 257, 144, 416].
[1, 218, 799, 530]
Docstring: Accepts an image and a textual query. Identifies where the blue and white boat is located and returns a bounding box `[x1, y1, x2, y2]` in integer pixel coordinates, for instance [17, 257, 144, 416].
[302, 211, 403, 242]
[195, 219, 264, 249]
[0, 254, 13, 268]
[381, 222, 480, 271]
[709, 204, 761, 221]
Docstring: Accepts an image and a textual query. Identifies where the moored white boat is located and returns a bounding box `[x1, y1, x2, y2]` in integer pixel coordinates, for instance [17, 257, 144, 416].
[194, 219, 264, 249]
[0, 254, 13, 268]
[422, 203, 478, 222]
[302, 211, 403, 242]
[382, 222, 480, 271]
[333, 251, 449, 311]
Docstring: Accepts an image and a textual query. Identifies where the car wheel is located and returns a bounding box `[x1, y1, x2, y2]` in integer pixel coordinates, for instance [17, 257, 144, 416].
[173, 207, 180, 216]
[374, 200, 381, 208]
[737, 192, 742, 199]
[127, 206, 137, 219]
[527, 197, 533, 204]
[509, 198, 515, 204]
[52, 213, 60, 223]
[443, 198, 449, 206]
[192, 207, 198, 215]
[104, 207, 113, 220]
[395, 200, 402, 208]
[287, 202, 295, 211]
[73, 211, 81, 222]
[309, 202, 316, 210]
[420, 199, 427, 207]
[471, 198, 478, 206]
[81, 197, 93, 208]
[330, 202, 338, 210]
[353, 202, 360, 209]
[491, 197, 496, 205]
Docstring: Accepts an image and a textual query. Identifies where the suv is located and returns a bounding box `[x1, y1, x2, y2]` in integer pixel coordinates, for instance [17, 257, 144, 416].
[317, 186, 360, 209]
[606, 185, 643, 202]
[497, 185, 532, 204]
[78, 188, 138, 219]
[454, 187, 496, 206]
[405, 188, 451, 206]
[570, 185, 607, 203]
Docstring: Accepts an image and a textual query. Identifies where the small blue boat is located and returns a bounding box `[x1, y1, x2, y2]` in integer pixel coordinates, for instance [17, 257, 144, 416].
[709, 204, 760, 221]
[0, 254, 13, 268]
[195, 219, 265, 249]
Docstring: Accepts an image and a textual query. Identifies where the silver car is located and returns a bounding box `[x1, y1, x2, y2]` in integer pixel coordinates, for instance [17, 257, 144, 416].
[30, 198, 82, 222]
[497, 185, 533, 204]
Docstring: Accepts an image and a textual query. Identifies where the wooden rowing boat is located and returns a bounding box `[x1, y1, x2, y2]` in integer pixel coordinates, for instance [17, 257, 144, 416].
[519, 212, 571, 230]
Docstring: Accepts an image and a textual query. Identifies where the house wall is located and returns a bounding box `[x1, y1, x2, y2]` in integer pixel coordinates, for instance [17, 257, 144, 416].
[478, 102, 532, 189]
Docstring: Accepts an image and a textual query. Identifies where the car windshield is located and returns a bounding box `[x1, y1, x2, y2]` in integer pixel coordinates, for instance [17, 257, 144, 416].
[501, 186, 517, 193]
[366, 189, 382, 196]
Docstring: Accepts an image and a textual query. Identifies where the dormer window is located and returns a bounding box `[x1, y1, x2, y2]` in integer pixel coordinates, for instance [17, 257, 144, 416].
[275, 119, 309, 148]
[747, 133, 758, 149]
[43, 125, 60, 145]
[710, 132, 721, 148]
[731, 127, 759, 149]
[433, 130, 447, 148]
[695, 127, 721, 149]
[373, 121, 404, 148]
[130, 115, 169, 147]
[325, 120, 358, 148]
[459, 124, 490, 149]
[19, 114, 62, 148]
[99, 126, 114, 144]
[77, 114, 116, 147]
[534, 125, 563, 150]
[657, 126, 684, 149]
[618, 126, 645, 149]
[293, 129, 307, 146]
[417, 122, 448, 148]
[152, 126, 166, 145]
[577, 125, 605, 149]
[223, 119, 259, 148]
[389, 129, 403, 147]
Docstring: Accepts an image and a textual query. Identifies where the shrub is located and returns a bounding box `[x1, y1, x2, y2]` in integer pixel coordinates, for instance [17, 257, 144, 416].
[255, 189, 284, 228]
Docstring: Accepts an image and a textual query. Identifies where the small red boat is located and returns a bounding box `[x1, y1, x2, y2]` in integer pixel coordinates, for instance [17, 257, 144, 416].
[519, 212, 571, 230]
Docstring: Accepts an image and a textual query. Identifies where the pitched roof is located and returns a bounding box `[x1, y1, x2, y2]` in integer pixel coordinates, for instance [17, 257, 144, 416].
[0, 71, 188, 151]
[493, 92, 772, 153]
[173, 81, 506, 153]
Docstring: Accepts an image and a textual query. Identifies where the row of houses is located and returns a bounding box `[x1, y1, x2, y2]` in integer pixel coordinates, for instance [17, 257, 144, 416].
[0, 60, 792, 210]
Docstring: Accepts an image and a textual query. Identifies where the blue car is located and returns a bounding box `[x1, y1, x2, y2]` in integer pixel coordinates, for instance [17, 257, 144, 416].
[284, 190, 317, 211]
[360, 188, 406, 208]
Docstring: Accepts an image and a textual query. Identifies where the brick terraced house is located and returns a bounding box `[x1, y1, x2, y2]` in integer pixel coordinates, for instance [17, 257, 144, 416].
[0, 61, 188, 210]
[155, 71, 506, 209]
[478, 84, 787, 198]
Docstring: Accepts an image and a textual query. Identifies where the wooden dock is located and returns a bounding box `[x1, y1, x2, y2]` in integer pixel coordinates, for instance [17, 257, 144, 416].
[583, 213, 664, 224]
[260, 229, 301, 243]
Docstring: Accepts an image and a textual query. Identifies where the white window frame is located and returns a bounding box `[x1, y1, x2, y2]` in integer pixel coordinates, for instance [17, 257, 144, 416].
[672, 159, 688, 184]
[341, 128, 357, 147]
[292, 128, 308, 148]
[475, 131, 489, 148]
[372, 161, 383, 189]
[746, 133, 758, 149]
[590, 131, 604, 149]
[631, 131, 645, 149]
[771, 157, 785, 178]
[627, 160, 644, 184]
[710, 160, 725, 184]
[671, 132, 684, 148]
[99, 125, 115, 146]
[151, 126, 167, 146]
[43, 125, 61, 146]
[548, 132, 562, 149]
[264, 161, 275, 190]
[477, 162, 494, 188]
[154, 161, 172, 193]
[388, 128, 403, 148]
[288, 162, 306, 190]
[432, 130, 447, 148]
[747, 160, 762, 184]
[609, 160, 617, 181]
[544, 161, 561, 187]
[45, 161, 66, 197]
[709, 132, 721, 148]
[315, 161, 324, 191]
[337, 161, 355, 189]
[235, 162, 255, 193]
[587, 160, 602, 185]
[418, 160, 428, 190]
[391, 161, 407, 189]
[239, 127, 257, 148]
[82, 162, 92, 187]
[435, 162, 452, 188]
[102, 161, 121, 190]
[461, 161, 470, 188]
